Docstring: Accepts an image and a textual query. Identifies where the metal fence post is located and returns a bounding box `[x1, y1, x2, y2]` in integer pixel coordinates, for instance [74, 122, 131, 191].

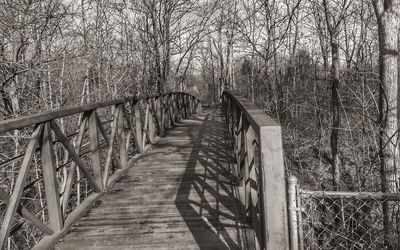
[288, 175, 299, 250]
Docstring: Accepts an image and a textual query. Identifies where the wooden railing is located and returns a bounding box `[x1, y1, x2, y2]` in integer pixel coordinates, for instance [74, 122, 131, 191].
[221, 91, 289, 250]
[0, 92, 201, 250]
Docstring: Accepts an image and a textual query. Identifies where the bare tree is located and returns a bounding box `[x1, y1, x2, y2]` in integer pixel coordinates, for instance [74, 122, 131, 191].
[372, 0, 400, 194]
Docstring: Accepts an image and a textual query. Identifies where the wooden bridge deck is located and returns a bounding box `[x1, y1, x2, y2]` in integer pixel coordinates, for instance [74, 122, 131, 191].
[55, 111, 255, 250]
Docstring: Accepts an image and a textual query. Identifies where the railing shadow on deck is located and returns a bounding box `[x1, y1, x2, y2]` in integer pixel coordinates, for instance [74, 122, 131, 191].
[174, 112, 254, 249]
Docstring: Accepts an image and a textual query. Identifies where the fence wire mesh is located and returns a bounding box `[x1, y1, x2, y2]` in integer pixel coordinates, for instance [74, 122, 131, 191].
[294, 191, 400, 250]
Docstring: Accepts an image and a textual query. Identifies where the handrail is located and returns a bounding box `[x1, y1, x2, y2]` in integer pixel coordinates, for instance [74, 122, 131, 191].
[0, 92, 198, 134]
[221, 90, 289, 250]
[0, 92, 201, 250]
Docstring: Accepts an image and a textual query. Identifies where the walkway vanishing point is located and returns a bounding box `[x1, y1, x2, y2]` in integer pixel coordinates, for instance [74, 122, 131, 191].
[0, 92, 289, 250]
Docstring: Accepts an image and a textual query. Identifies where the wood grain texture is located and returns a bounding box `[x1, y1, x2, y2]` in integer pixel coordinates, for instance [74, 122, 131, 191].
[55, 112, 255, 250]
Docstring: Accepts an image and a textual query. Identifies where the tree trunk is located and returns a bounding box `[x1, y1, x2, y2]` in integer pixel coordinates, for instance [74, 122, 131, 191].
[373, 1, 400, 248]
[373, 0, 400, 194]
[330, 37, 341, 190]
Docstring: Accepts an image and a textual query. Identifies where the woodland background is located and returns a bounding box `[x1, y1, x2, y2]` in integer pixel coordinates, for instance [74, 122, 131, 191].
[0, 0, 399, 248]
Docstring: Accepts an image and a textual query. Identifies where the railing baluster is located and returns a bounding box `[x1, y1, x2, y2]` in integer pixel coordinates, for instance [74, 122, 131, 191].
[175, 94, 180, 121]
[173, 94, 179, 122]
[157, 96, 164, 135]
[88, 110, 103, 190]
[0, 124, 43, 248]
[0, 188, 53, 235]
[117, 105, 128, 169]
[143, 100, 150, 149]
[247, 127, 261, 249]
[184, 95, 188, 118]
[103, 105, 120, 186]
[50, 121, 102, 193]
[241, 117, 250, 216]
[167, 94, 175, 127]
[162, 95, 168, 129]
[122, 105, 133, 152]
[176, 94, 180, 119]
[62, 114, 89, 215]
[41, 122, 64, 232]
[148, 98, 156, 143]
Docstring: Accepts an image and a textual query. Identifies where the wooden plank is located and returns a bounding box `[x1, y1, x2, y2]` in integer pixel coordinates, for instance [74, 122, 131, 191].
[41, 122, 64, 232]
[0, 124, 43, 248]
[259, 124, 288, 249]
[88, 110, 103, 190]
[0, 188, 53, 235]
[34, 146, 151, 250]
[50, 121, 102, 193]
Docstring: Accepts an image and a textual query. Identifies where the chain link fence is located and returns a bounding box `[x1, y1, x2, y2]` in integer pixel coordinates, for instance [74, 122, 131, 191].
[288, 176, 400, 250]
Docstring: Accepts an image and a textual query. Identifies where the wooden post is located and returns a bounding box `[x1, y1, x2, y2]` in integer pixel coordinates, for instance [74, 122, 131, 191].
[191, 96, 195, 114]
[168, 94, 175, 126]
[174, 94, 181, 121]
[175, 94, 180, 120]
[259, 124, 289, 249]
[41, 122, 63, 232]
[134, 102, 143, 153]
[186, 95, 189, 117]
[88, 110, 103, 190]
[143, 100, 150, 148]
[179, 94, 184, 119]
[157, 96, 164, 135]
[196, 99, 202, 114]
[163, 95, 170, 130]
[164, 94, 171, 129]
[177, 94, 182, 120]
[288, 175, 299, 250]
[148, 98, 155, 143]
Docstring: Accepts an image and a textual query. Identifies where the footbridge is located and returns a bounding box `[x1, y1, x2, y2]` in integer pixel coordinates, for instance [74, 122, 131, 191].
[0, 91, 288, 249]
